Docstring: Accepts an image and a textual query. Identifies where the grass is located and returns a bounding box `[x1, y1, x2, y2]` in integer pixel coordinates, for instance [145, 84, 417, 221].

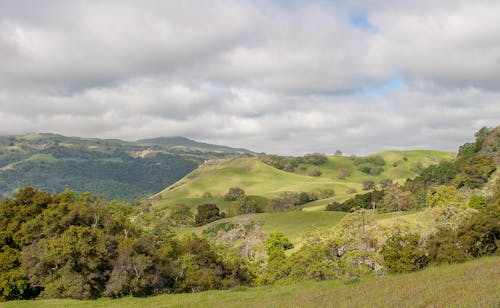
[154, 150, 454, 210]
[184, 210, 348, 249]
[4, 256, 498, 307]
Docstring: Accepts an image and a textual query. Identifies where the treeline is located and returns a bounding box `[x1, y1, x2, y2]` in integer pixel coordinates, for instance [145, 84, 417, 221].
[258, 153, 327, 172]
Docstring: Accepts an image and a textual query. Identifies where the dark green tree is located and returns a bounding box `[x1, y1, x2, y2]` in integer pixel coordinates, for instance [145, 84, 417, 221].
[195, 204, 224, 226]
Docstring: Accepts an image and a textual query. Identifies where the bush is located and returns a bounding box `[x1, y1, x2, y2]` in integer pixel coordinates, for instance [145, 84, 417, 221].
[307, 167, 321, 177]
[362, 180, 375, 190]
[233, 196, 265, 215]
[224, 187, 245, 201]
[336, 167, 350, 179]
[380, 233, 429, 273]
[195, 204, 225, 226]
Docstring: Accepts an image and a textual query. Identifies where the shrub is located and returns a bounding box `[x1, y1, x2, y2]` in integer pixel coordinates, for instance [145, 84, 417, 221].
[336, 167, 350, 179]
[380, 233, 429, 273]
[362, 180, 375, 190]
[195, 204, 225, 226]
[224, 187, 245, 201]
[307, 167, 321, 177]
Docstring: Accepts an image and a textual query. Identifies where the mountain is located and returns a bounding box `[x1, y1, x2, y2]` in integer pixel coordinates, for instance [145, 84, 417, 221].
[0, 133, 256, 200]
[138, 136, 255, 156]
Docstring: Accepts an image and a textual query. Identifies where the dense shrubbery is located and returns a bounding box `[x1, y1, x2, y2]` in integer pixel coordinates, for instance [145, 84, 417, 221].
[0, 188, 250, 301]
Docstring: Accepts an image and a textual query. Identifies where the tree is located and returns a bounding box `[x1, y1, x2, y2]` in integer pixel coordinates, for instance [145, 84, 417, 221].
[224, 187, 245, 201]
[195, 204, 224, 226]
[169, 203, 194, 226]
[381, 186, 417, 212]
[307, 166, 321, 177]
[265, 232, 294, 255]
[380, 233, 428, 273]
[362, 180, 375, 191]
[233, 196, 264, 215]
[428, 185, 465, 208]
[268, 192, 301, 211]
[336, 167, 350, 179]
[23, 226, 114, 299]
[456, 156, 496, 189]
[334, 150, 342, 156]
[378, 178, 393, 189]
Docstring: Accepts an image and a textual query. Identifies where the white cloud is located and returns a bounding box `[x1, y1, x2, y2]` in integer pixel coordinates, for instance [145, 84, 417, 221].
[0, 0, 498, 155]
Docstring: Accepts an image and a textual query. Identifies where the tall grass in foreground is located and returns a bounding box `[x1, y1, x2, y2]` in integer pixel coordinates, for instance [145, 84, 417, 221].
[3, 256, 499, 308]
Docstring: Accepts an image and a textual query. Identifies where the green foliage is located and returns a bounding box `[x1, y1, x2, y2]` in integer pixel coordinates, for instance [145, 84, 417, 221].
[268, 192, 302, 212]
[336, 167, 350, 179]
[381, 186, 417, 212]
[224, 187, 245, 201]
[468, 195, 487, 210]
[232, 195, 266, 215]
[265, 232, 293, 256]
[307, 166, 321, 177]
[428, 185, 466, 208]
[195, 204, 225, 226]
[24, 226, 114, 299]
[327, 190, 384, 212]
[380, 233, 429, 273]
[354, 156, 386, 175]
[258, 153, 327, 172]
[169, 204, 194, 226]
[455, 156, 496, 189]
[0, 188, 254, 301]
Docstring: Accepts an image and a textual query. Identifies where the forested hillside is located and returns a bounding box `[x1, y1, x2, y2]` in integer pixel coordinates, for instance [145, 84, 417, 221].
[0, 134, 255, 200]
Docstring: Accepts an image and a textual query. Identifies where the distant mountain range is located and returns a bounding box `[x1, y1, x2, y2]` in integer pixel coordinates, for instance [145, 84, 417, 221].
[0, 133, 255, 200]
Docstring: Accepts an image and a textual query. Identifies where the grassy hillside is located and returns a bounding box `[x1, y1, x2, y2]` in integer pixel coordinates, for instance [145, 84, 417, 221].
[154, 150, 454, 209]
[0, 133, 255, 200]
[5, 256, 498, 307]
[178, 209, 426, 253]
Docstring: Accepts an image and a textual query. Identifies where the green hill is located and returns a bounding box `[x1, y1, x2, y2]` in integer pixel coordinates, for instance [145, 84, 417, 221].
[0, 133, 255, 200]
[154, 150, 454, 209]
[6, 256, 498, 307]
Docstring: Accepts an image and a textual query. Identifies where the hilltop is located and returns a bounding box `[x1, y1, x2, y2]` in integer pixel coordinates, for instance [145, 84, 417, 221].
[0, 133, 255, 200]
[153, 150, 454, 210]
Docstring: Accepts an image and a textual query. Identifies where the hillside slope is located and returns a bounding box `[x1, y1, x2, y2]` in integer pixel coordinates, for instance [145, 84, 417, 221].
[154, 150, 454, 209]
[0, 133, 255, 200]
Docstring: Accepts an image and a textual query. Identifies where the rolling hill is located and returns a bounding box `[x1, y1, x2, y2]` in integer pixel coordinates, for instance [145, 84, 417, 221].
[153, 150, 454, 210]
[0, 133, 255, 200]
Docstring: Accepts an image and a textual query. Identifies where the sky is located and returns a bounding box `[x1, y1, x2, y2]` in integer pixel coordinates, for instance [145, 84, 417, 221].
[0, 0, 499, 155]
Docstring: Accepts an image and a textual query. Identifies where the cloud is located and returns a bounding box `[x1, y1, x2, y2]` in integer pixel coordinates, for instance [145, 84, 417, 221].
[0, 0, 498, 155]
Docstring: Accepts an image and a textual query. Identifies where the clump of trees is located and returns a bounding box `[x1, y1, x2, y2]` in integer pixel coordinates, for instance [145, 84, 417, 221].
[353, 155, 386, 175]
[258, 153, 327, 172]
[0, 188, 251, 301]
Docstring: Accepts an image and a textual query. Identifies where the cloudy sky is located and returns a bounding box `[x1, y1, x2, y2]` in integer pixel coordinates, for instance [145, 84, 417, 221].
[1, 0, 499, 155]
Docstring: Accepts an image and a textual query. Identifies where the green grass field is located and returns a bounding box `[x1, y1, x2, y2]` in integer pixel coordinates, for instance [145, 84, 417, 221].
[4, 256, 498, 308]
[154, 150, 454, 210]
